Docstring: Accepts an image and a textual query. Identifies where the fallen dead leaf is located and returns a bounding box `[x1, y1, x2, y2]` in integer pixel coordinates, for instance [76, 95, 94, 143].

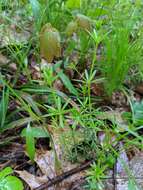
[16, 127, 86, 190]
[116, 142, 129, 176]
[98, 110, 128, 132]
[15, 170, 48, 189]
[136, 83, 143, 95]
[91, 83, 103, 96]
[35, 150, 56, 178]
[0, 53, 10, 65]
[116, 145, 143, 190]
[0, 24, 30, 47]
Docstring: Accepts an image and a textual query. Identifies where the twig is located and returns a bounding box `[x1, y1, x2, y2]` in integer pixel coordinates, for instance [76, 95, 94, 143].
[113, 159, 117, 190]
[0, 151, 25, 161]
[0, 136, 21, 147]
[34, 160, 94, 190]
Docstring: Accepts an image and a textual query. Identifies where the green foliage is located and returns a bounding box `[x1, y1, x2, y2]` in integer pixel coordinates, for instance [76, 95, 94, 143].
[86, 162, 106, 190]
[0, 167, 13, 179]
[29, 0, 41, 23]
[99, 1, 143, 95]
[25, 123, 35, 161]
[0, 167, 24, 190]
[42, 65, 57, 86]
[102, 27, 131, 95]
[132, 100, 143, 125]
[21, 123, 49, 161]
[0, 87, 9, 129]
[1, 1, 143, 190]
[57, 70, 79, 96]
[128, 180, 140, 190]
[21, 126, 49, 138]
[66, 0, 81, 9]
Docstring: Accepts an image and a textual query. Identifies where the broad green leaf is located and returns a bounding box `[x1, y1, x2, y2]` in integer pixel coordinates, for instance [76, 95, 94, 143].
[0, 176, 24, 190]
[0, 167, 24, 190]
[66, 21, 78, 36]
[21, 127, 49, 138]
[0, 167, 13, 180]
[66, 0, 81, 9]
[57, 71, 78, 96]
[40, 23, 61, 63]
[26, 123, 35, 161]
[76, 14, 92, 31]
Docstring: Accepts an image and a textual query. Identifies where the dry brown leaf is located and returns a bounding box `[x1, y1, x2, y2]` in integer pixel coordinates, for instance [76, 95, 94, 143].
[116, 152, 143, 190]
[15, 170, 48, 189]
[0, 25, 30, 47]
[136, 83, 143, 95]
[98, 111, 128, 132]
[16, 127, 86, 190]
[35, 150, 56, 178]
[91, 83, 103, 96]
[0, 53, 10, 65]
[53, 79, 65, 92]
[116, 142, 129, 176]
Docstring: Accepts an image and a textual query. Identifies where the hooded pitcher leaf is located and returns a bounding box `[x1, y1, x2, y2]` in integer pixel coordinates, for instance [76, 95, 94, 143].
[40, 23, 61, 63]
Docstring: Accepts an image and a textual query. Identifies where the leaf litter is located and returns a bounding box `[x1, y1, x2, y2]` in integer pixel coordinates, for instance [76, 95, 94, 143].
[15, 128, 87, 190]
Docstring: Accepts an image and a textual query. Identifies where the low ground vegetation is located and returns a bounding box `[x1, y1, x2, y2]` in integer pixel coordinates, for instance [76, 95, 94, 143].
[1, 0, 143, 189]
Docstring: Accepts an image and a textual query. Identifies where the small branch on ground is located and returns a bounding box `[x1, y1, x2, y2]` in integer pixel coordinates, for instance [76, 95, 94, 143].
[34, 160, 94, 190]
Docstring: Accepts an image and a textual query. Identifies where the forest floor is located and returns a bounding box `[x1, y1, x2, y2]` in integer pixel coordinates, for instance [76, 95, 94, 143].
[1, 1, 143, 190]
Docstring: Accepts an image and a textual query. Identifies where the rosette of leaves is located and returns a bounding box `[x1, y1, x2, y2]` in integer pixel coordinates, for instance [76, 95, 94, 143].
[40, 23, 61, 63]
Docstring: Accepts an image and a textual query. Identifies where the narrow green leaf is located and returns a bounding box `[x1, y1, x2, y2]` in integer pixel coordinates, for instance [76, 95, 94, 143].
[58, 71, 78, 96]
[21, 85, 79, 110]
[2, 117, 33, 132]
[0, 88, 9, 128]
[26, 123, 35, 161]
[21, 93, 42, 116]
[128, 179, 139, 190]
[29, 0, 41, 22]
